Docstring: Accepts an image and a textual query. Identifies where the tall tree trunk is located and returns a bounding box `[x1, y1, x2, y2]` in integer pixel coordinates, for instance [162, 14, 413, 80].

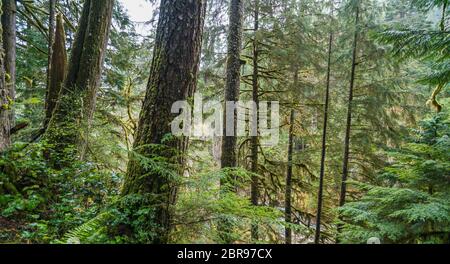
[0, 1, 10, 152]
[1, 0, 16, 125]
[44, 0, 114, 166]
[121, 0, 206, 244]
[221, 0, 244, 170]
[45, 14, 67, 126]
[338, 3, 360, 241]
[219, 0, 244, 244]
[44, 0, 57, 127]
[250, 0, 260, 242]
[339, 2, 359, 208]
[315, 19, 334, 245]
[285, 110, 295, 244]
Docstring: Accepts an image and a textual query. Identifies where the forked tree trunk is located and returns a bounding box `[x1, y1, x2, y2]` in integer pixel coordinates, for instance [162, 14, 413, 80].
[44, 0, 114, 165]
[44, 0, 57, 126]
[44, 13, 67, 127]
[121, 0, 206, 244]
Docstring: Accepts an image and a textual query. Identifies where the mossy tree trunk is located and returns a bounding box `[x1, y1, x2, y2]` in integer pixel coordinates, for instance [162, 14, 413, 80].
[219, 0, 244, 244]
[221, 0, 244, 171]
[121, 0, 206, 244]
[44, 0, 114, 166]
[1, 0, 16, 125]
[0, 1, 11, 152]
[44, 13, 67, 127]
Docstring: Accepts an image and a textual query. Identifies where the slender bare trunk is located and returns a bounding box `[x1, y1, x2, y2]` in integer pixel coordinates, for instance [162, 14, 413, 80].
[337, 3, 360, 242]
[250, 0, 260, 241]
[285, 110, 295, 244]
[340, 3, 359, 208]
[315, 19, 334, 245]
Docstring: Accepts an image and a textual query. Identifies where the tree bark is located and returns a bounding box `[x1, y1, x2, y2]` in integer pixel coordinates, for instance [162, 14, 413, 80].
[44, 0, 57, 127]
[340, 3, 360, 208]
[121, 0, 206, 244]
[338, 3, 360, 242]
[315, 19, 334, 245]
[250, 0, 260, 242]
[218, 0, 244, 244]
[285, 110, 295, 244]
[44, 13, 67, 127]
[0, 1, 11, 152]
[221, 0, 244, 170]
[44, 0, 114, 165]
[1, 0, 16, 125]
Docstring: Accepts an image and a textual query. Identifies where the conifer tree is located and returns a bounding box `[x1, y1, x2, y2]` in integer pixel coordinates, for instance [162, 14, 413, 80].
[44, 0, 114, 165]
[44, 13, 67, 127]
[1, 0, 16, 125]
[122, 0, 206, 244]
[0, 0, 10, 152]
[340, 113, 450, 243]
[315, 2, 335, 244]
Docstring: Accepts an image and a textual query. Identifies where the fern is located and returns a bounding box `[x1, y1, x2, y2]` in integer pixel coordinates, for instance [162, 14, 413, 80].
[58, 212, 111, 244]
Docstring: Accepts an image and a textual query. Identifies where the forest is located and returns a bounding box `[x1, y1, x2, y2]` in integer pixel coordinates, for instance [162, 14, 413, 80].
[0, 0, 448, 245]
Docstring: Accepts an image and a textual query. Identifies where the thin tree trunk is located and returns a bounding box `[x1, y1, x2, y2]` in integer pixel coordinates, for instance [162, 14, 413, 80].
[285, 110, 295, 244]
[44, 0, 114, 165]
[340, 2, 359, 208]
[0, 1, 11, 151]
[338, 3, 360, 241]
[1, 0, 16, 125]
[315, 18, 334, 245]
[121, 0, 206, 244]
[250, 0, 260, 242]
[44, 14, 67, 126]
